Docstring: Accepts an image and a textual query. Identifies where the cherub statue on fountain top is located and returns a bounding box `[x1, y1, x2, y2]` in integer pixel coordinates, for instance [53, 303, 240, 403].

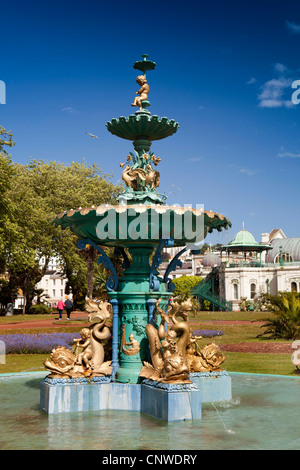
[131, 75, 150, 111]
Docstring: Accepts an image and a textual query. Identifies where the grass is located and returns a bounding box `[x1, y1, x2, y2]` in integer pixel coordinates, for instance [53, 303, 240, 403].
[223, 352, 294, 376]
[190, 310, 296, 376]
[191, 310, 268, 322]
[0, 310, 297, 376]
[0, 354, 49, 374]
[0, 314, 55, 323]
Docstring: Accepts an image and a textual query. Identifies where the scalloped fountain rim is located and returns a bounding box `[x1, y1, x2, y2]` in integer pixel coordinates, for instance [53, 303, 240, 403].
[55, 203, 231, 225]
[53, 204, 231, 246]
[106, 114, 179, 141]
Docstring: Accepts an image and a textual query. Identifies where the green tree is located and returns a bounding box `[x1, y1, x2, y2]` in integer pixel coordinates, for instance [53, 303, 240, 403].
[172, 275, 201, 299]
[4, 155, 123, 312]
[172, 275, 202, 316]
[0, 126, 15, 273]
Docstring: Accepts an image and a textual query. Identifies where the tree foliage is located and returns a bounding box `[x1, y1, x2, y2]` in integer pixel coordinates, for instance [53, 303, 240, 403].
[172, 275, 202, 316]
[0, 127, 15, 272]
[258, 292, 300, 340]
[172, 275, 201, 299]
[0, 127, 123, 312]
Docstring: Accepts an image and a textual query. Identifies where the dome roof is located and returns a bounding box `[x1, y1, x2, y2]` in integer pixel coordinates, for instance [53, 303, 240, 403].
[201, 252, 221, 267]
[229, 229, 257, 246]
[266, 238, 300, 263]
[222, 228, 272, 252]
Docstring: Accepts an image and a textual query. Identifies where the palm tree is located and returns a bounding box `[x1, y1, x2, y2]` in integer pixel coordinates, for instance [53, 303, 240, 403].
[258, 292, 300, 339]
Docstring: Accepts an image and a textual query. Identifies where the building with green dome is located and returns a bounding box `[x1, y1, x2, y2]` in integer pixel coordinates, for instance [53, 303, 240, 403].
[221, 226, 273, 266]
[190, 226, 300, 311]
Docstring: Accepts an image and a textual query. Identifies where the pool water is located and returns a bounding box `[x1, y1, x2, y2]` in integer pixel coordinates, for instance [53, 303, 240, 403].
[1, 372, 300, 450]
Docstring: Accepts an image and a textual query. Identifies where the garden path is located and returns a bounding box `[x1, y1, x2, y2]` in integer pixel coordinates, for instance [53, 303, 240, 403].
[0, 312, 88, 330]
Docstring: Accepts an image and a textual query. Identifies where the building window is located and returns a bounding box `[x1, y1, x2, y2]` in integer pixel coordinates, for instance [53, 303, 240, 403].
[291, 282, 297, 293]
[274, 252, 293, 263]
[233, 283, 238, 300]
[250, 283, 256, 299]
[53, 289, 56, 297]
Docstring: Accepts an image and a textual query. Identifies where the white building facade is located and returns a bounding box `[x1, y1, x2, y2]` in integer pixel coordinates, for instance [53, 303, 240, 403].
[35, 256, 69, 307]
[220, 228, 300, 310]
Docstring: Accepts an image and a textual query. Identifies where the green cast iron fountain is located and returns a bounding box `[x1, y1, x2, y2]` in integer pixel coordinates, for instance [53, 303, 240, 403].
[52, 55, 231, 384]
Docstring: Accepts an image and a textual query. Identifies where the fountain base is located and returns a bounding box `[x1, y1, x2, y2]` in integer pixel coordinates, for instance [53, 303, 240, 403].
[191, 371, 232, 402]
[40, 372, 232, 421]
[140, 379, 202, 421]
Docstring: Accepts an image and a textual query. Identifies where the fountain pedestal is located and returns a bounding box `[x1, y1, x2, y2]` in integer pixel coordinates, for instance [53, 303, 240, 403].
[109, 246, 170, 384]
[40, 377, 202, 421]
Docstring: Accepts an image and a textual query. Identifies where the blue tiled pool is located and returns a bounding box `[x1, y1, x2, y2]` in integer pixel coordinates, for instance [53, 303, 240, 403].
[0, 371, 300, 450]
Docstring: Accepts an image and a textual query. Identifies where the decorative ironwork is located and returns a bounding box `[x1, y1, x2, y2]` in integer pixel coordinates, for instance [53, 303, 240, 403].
[77, 238, 118, 291]
[149, 238, 174, 291]
[163, 246, 187, 292]
[114, 246, 131, 269]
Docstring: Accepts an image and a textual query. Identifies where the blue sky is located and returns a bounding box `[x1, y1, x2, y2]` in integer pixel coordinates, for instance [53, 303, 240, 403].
[1, 0, 300, 246]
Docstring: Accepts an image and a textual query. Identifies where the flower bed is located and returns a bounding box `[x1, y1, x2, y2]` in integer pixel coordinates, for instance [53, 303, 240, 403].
[0, 333, 81, 354]
[192, 329, 224, 338]
[0, 330, 224, 354]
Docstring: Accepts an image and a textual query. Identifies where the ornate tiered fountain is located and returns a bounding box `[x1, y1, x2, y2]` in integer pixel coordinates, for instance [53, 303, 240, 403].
[40, 55, 232, 421]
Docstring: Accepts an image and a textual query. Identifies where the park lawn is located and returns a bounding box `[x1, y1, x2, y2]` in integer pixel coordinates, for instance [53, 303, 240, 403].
[0, 327, 85, 335]
[0, 354, 48, 374]
[192, 321, 273, 345]
[192, 310, 271, 322]
[224, 352, 294, 376]
[0, 314, 53, 323]
[0, 310, 295, 376]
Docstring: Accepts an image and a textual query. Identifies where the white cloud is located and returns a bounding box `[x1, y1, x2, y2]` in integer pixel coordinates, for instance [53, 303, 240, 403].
[274, 63, 288, 73]
[62, 106, 79, 114]
[239, 168, 261, 176]
[246, 77, 256, 85]
[286, 20, 300, 34]
[229, 164, 261, 176]
[188, 157, 204, 162]
[258, 76, 294, 108]
[278, 151, 300, 158]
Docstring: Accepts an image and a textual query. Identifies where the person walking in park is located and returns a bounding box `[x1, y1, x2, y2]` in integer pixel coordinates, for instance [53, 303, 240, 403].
[65, 297, 73, 320]
[57, 299, 66, 320]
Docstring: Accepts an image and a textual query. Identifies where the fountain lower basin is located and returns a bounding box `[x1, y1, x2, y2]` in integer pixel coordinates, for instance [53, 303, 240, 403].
[1, 371, 300, 450]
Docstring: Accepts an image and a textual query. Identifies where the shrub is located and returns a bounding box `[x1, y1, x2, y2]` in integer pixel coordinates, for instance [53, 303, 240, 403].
[203, 299, 211, 311]
[171, 276, 201, 316]
[28, 304, 52, 315]
[257, 292, 300, 340]
[172, 275, 201, 299]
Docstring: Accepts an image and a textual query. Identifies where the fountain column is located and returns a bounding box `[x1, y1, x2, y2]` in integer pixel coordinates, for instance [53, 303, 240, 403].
[110, 246, 169, 384]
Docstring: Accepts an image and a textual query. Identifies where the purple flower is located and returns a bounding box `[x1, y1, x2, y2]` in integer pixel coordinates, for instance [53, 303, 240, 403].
[192, 329, 224, 338]
[0, 333, 81, 354]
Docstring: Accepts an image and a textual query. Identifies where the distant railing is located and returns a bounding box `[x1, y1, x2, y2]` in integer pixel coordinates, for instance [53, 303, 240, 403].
[227, 261, 300, 268]
[191, 270, 232, 311]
